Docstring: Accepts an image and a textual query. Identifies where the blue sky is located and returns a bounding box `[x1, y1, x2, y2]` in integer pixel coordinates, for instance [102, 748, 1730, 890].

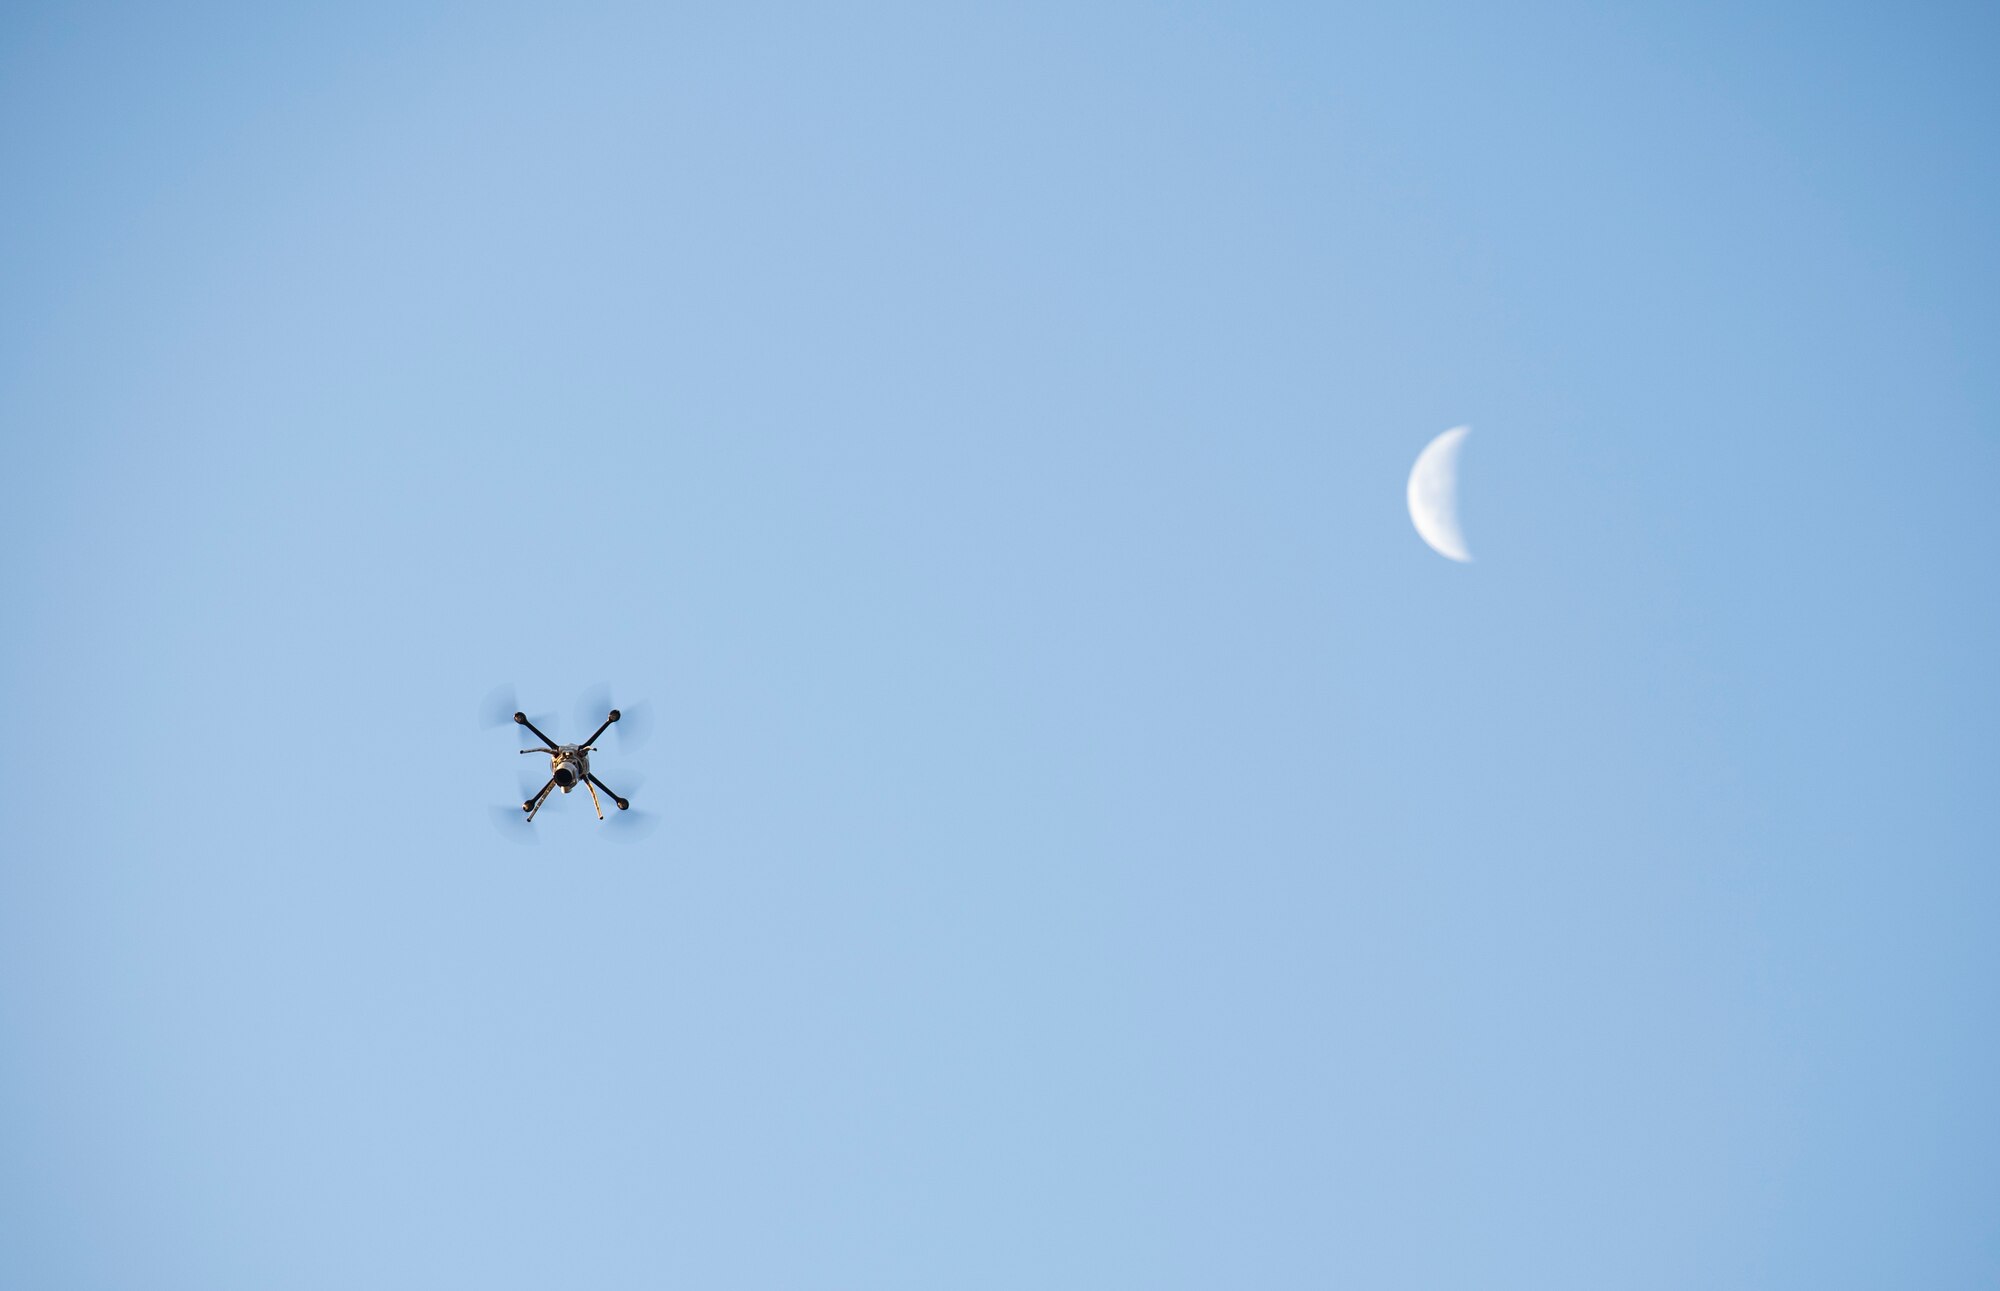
[4, 2, 1997, 1286]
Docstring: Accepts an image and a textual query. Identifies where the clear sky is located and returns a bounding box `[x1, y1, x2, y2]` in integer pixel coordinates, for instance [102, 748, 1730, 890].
[4, 2, 1997, 1286]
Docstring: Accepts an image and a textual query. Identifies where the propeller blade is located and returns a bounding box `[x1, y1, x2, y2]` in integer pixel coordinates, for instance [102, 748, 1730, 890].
[604, 806, 661, 844]
[482, 684, 561, 748]
[576, 683, 654, 751]
[613, 699, 655, 751]
[487, 804, 538, 844]
[480, 684, 520, 730]
[576, 683, 613, 736]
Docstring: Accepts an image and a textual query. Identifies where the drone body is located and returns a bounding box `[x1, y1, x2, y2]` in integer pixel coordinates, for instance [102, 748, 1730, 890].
[515, 709, 630, 821]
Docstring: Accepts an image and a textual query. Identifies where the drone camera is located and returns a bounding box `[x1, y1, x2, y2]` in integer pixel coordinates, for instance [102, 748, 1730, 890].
[554, 765, 578, 789]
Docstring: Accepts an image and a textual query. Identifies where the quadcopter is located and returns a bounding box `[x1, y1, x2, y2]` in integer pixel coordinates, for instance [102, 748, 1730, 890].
[513, 708, 632, 822]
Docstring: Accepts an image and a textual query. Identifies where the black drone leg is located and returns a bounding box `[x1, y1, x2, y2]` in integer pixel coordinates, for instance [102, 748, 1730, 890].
[580, 709, 620, 749]
[523, 775, 557, 822]
[586, 773, 630, 811]
[514, 712, 562, 750]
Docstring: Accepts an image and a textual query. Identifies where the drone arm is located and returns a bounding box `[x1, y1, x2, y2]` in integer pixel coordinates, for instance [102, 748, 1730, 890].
[514, 713, 562, 749]
[580, 710, 619, 748]
[586, 772, 630, 811]
[523, 775, 557, 822]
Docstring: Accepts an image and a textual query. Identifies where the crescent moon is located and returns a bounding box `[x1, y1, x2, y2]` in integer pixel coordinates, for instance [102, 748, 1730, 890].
[1407, 426, 1473, 562]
